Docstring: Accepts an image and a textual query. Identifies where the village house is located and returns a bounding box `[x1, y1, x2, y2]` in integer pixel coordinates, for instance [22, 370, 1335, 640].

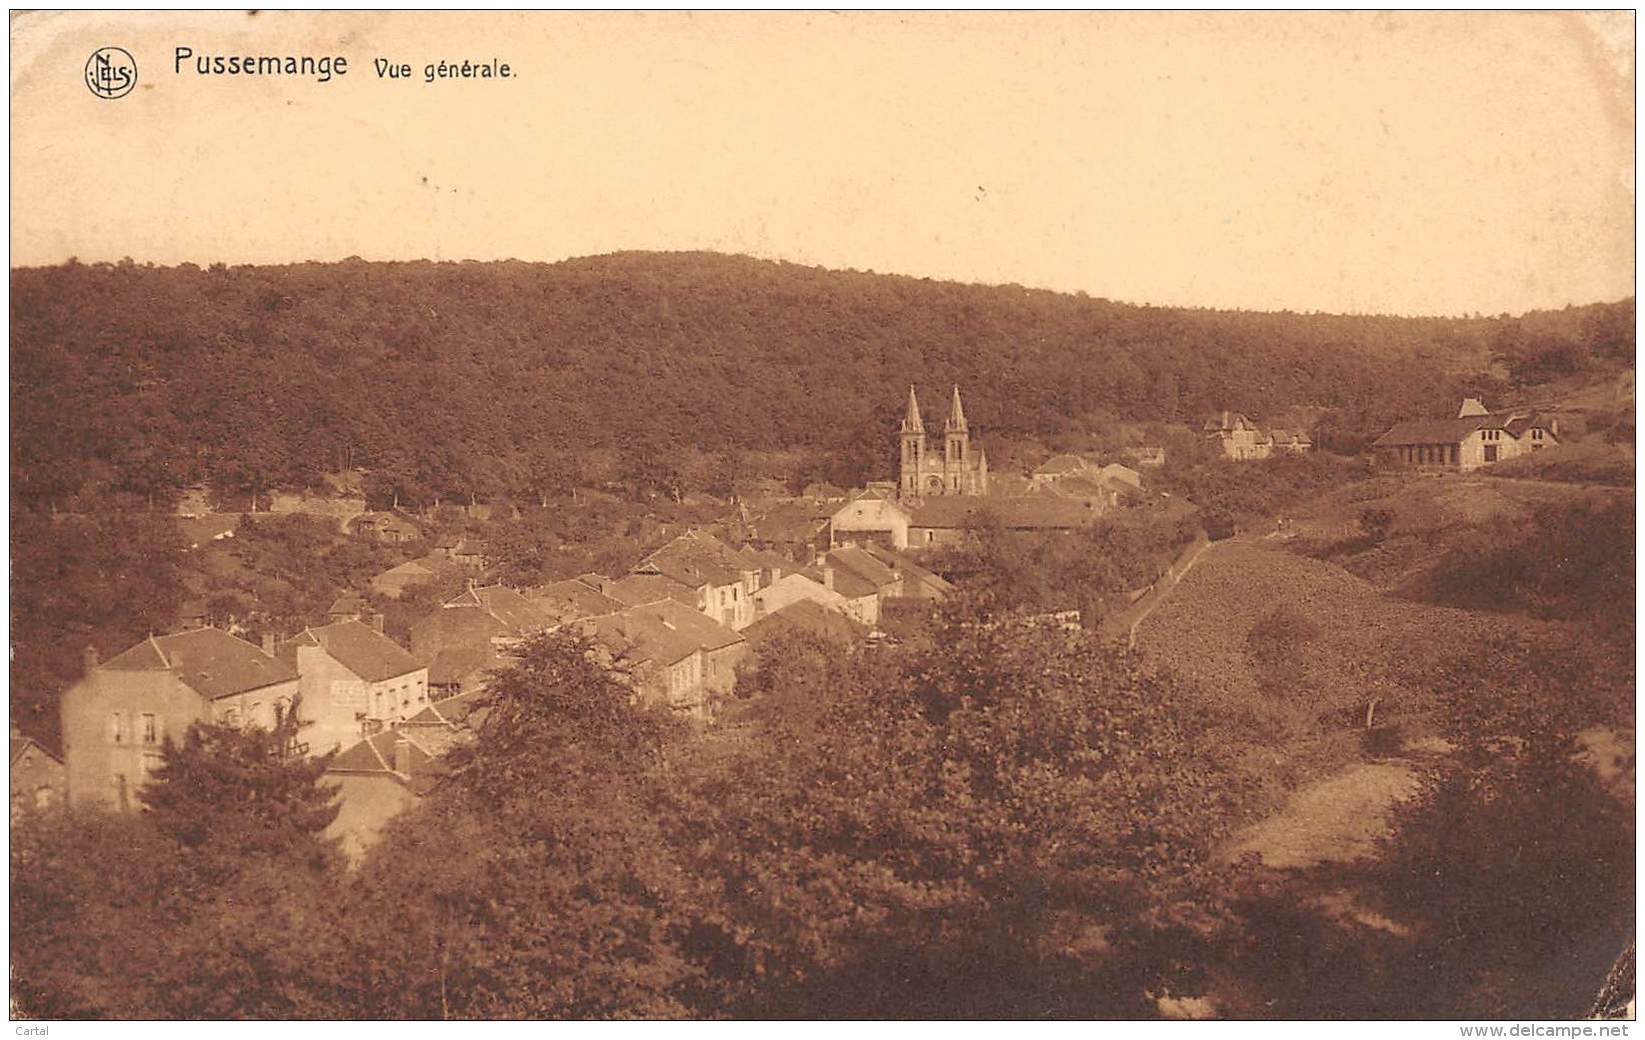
[859, 543, 954, 601]
[830, 490, 914, 550]
[432, 534, 487, 570]
[740, 499, 834, 561]
[1203, 411, 1274, 460]
[11, 728, 65, 821]
[1126, 445, 1167, 468]
[525, 578, 627, 628]
[751, 569, 855, 622]
[634, 531, 759, 630]
[1372, 398, 1559, 471]
[61, 628, 301, 811]
[348, 511, 421, 544]
[410, 585, 554, 699]
[582, 599, 746, 718]
[905, 496, 1096, 548]
[899, 385, 990, 500]
[326, 593, 369, 624]
[369, 558, 441, 599]
[743, 598, 870, 652]
[278, 620, 430, 754]
[798, 552, 887, 628]
[324, 690, 484, 861]
[603, 572, 702, 609]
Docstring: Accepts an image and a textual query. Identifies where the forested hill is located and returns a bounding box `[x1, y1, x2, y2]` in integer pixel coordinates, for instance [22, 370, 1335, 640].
[11, 252, 1632, 509]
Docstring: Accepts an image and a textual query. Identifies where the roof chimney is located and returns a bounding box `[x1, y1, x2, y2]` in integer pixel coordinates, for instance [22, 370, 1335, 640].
[82, 644, 100, 675]
[393, 737, 412, 776]
[1458, 398, 1489, 417]
[261, 632, 276, 657]
[370, 612, 385, 633]
[821, 565, 834, 591]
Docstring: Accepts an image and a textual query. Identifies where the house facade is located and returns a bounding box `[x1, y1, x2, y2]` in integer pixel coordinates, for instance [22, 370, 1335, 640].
[635, 531, 759, 630]
[830, 492, 913, 550]
[61, 629, 301, 811]
[280, 620, 430, 754]
[1372, 398, 1560, 471]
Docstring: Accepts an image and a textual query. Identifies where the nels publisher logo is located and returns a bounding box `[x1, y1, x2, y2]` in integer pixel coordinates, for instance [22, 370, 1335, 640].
[85, 47, 137, 99]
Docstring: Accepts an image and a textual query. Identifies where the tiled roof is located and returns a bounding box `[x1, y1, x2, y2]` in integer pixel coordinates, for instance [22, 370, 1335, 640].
[327, 729, 447, 794]
[859, 543, 954, 593]
[427, 646, 497, 687]
[627, 598, 743, 653]
[605, 573, 700, 608]
[281, 621, 423, 684]
[444, 585, 554, 634]
[1372, 415, 1501, 447]
[1034, 454, 1091, 477]
[803, 563, 877, 600]
[11, 731, 61, 765]
[826, 546, 898, 590]
[586, 609, 700, 670]
[747, 501, 832, 544]
[744, 599, 868, 647]
[410, 604, 512, 661]
[640, 531, 749, 589]
[909, 496, 1094, 531]
[525, 579, 626, 626]
[102, 628, 297, 700]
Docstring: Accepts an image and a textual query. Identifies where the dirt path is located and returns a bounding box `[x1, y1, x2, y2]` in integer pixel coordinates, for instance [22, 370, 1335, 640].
[1125, 537, 1216, 648]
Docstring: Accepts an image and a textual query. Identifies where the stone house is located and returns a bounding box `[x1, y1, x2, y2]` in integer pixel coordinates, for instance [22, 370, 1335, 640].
[1372, 398, 1559, 471]
[61, 629, 300, 811]
[348, 511, 421, 544]
[278, 620, 430, 755]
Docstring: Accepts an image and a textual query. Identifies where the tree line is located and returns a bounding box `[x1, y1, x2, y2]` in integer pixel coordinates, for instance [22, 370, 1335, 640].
[13, 253, 1631, 511]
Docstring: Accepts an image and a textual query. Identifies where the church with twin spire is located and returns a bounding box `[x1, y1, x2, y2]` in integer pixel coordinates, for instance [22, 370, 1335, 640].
[898, 385, 989, 500]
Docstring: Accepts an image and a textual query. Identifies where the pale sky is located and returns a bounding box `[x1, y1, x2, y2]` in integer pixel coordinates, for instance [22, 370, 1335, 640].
[9, 10, 1636, 315]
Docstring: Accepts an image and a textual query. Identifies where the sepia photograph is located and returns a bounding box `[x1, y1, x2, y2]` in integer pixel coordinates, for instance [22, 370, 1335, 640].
[7, 9, 1637, 1026]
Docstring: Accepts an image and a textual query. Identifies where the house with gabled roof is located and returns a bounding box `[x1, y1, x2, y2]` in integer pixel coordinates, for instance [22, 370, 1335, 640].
[410, 585, 553, 699]
[11, 727, 65, 821]
[1373, 398, 1559, 471]
[634, 531, 759, 630]
[279, 620, 429, 754]
[743, 599, 869, 652]
[860, 543, 954, 601]
[830, 490, 914, 550]
[580, 599, 744, 718]
[61, 629, 300, 811]
[525, 578, 626, 628]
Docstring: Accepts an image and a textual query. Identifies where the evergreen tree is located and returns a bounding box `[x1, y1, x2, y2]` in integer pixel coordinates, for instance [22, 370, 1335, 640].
[140, 699, 341, 870]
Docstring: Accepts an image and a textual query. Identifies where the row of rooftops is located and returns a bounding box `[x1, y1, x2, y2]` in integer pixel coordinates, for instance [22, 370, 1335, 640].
[1202, 411, 1314, 447]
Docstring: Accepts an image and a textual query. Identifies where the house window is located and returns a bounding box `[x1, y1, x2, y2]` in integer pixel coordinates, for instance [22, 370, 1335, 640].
[33, 786, 53, 810]
[107, 712, 127, 745]
[141, 713, 158, 745]
[251, 701, 264, 727]
[1531, 428, 1543, 441]
[141, 753, 164, 779]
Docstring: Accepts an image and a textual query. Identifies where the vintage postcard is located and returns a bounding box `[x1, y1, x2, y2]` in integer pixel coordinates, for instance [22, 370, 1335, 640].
[8, 9, 1636, 1027]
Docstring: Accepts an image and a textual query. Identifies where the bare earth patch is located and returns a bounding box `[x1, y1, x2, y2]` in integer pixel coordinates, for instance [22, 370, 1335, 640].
[1222, 761, 1424, 869]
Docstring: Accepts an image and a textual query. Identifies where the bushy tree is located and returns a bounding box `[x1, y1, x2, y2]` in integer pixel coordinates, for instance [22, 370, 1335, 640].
[140, 702, 341, 871]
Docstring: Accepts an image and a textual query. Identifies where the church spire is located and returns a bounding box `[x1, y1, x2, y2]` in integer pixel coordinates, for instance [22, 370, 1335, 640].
[945, 385, 968, 431]
[902, 385, 924, 433]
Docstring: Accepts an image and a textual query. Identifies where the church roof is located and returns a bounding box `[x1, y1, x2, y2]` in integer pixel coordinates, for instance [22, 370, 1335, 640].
[945, 385, 968, 430]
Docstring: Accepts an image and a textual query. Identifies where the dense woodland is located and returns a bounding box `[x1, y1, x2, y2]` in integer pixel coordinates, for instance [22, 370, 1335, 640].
[11, 253, 1634, 510]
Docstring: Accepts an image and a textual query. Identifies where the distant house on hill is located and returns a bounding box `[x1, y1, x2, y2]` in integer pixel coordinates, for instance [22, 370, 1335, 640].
[349, 512, 421, 544]
[1372, 398, 1559, 471]
[1204, 412, 1312, 460]
[370, 559, 441, 599]
[1203, 412, 1273, 460]
[1126, 445, 1167, 468]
